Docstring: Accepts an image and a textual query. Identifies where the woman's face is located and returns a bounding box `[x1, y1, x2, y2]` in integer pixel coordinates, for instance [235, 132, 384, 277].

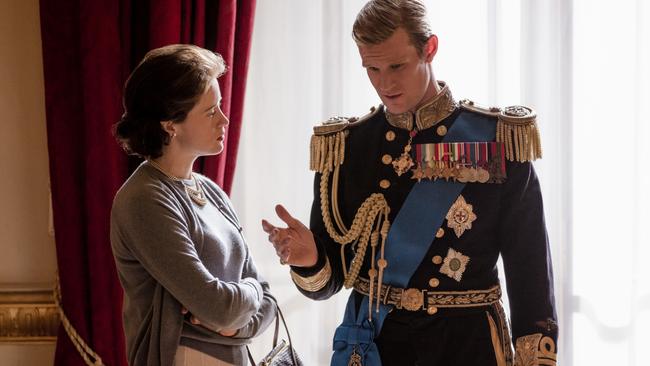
[174, 78, 229, 157]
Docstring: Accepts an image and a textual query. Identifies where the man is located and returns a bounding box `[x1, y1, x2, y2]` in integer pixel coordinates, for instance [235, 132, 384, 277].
[262, 1, 558, 365]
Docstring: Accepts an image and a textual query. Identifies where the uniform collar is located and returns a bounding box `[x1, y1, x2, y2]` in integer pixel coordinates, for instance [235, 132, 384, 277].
[385, 81, 457, 131]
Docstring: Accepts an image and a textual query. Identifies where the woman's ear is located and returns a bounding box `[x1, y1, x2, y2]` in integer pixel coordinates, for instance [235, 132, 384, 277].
[160, 121, 177, 138]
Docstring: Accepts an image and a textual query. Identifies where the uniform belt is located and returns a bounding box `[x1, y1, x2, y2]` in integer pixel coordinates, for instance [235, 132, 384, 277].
[353, 277, 501, 313]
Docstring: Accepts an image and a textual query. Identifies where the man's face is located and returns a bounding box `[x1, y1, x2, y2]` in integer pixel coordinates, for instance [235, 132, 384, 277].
[358, 28, 436, 114]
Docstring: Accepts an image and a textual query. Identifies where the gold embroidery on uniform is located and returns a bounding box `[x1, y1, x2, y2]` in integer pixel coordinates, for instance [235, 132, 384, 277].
[354, 278, 501, 309]
[487, 311, 507, 366]
[439, 248, 470, 281]
[385, 81, 457, 131]
[290, 257, 332, 292]
[493, 302, 514, 365]
[446, 195, 477, 238]
[538, 336, 557, 366]
[514, 333, 557, 366]
[515, 334, 541, 366]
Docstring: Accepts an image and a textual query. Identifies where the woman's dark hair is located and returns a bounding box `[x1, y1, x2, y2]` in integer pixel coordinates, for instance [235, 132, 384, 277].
[114, 44, 226, 158]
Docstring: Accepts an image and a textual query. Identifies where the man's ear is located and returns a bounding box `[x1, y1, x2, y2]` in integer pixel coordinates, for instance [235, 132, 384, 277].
[424, 34, 438, 62]
[160, 121, 176, 138]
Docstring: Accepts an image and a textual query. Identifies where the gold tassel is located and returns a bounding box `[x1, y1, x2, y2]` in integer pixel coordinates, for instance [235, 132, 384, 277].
[496, 106, 542, 162]
[497, 119, 542, 162]
[310, 131, 349, 173]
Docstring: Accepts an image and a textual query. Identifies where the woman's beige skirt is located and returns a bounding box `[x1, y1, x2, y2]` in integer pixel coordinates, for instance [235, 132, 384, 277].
[174, 345, 235, 366]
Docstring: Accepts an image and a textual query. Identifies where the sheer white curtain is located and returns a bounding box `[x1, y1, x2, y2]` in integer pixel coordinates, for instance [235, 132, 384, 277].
[232, 1, 649, 365]
[571, 1, 650, 365]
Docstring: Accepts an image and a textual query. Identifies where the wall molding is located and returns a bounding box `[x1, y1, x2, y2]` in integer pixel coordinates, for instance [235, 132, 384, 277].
[0, 285, 59, 343]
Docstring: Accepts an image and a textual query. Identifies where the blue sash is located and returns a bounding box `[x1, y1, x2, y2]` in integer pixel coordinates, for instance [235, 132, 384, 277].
[331, 112, 495, 366]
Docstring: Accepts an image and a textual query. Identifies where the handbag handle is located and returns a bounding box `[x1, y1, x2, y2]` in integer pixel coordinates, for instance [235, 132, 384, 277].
[246, 296, 299, 365]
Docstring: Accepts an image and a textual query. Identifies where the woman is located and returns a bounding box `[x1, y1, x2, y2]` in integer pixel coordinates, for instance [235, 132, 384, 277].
[111, 44, 275, 366]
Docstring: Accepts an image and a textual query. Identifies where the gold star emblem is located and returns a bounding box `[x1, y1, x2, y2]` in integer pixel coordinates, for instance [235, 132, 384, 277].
[423, 166, 435, 180]
[411, 166, 425, 182]
[441, 166, 454, 181]
[446, 195, 477, 238]
[439, 247, 470, 282]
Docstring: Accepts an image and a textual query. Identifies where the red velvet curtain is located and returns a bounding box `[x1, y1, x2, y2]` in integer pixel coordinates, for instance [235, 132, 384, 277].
[39, 1, 256, 365]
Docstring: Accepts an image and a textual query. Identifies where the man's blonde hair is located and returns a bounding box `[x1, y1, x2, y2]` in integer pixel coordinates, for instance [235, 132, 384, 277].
[352, 0, 433, 55]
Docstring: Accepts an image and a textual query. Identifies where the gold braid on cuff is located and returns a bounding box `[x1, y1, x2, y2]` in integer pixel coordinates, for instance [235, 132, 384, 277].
[290, 257, 332, 292]
[514, 333, 557, 366]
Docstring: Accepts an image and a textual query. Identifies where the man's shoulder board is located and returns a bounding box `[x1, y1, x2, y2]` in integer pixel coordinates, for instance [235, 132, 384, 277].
[459, 99, 542, 162]
[313, 105, 381, 136]
[310, 105, 380, 172]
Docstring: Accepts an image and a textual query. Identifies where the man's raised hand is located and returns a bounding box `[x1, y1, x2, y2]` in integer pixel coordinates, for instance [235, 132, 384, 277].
[261, 204, 318, 267]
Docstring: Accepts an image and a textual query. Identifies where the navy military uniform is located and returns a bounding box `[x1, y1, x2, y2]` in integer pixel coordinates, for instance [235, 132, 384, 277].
[290, 82, 558, 366]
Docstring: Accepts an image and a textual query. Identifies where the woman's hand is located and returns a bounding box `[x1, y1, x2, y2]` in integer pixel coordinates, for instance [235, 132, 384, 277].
[261, 204, 318, 267]
[181, 307, 238, 337]
[217, 329, 237, 337]
[182, 306, 201, 325]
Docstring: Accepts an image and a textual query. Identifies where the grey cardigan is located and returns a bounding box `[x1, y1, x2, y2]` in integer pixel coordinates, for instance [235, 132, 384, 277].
[111, 162, 275, 366]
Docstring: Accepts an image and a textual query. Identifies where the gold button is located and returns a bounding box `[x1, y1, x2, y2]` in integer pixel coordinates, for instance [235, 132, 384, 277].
[429, 278, 440, 288]
[432, 255, 443, 265]
[427, 306, 438, 315]
[379, 179, 391, 189]
[381, 154, 393, 165]
[436, 125, 448, 136]
[385, 131, 396, 141]
[436, 228, 445, 238]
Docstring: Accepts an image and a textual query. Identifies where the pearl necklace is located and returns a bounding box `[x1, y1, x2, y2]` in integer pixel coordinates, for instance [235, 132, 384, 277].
[147, 159, 207, 206]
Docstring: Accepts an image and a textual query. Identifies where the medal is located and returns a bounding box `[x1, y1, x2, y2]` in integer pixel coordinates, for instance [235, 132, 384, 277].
[391, 130, 417, 176]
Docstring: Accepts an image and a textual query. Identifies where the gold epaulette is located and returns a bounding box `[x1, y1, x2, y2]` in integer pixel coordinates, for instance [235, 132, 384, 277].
[459, 99, 542, 162]
[310, 105, 380, 173]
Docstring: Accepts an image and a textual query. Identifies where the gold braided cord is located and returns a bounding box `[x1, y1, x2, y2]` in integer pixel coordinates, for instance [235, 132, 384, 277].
[319, 172, 389, 246]
[331, 166, 347, 234]
[319, 167, 390, 289]
[375, 214, 390, 312]
[343, 202, 387, 288]
[54, 275, 104, 366]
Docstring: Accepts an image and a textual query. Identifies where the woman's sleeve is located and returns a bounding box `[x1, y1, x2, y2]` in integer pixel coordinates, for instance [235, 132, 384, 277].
[231, 250, 277, 339]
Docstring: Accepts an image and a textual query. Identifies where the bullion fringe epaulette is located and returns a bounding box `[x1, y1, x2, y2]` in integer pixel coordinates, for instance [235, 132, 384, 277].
[459, 99, 542, 162]
[310, 106, 380, 173]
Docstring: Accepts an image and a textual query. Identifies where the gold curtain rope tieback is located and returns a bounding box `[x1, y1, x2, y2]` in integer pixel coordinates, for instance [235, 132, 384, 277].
[54, 274, 104, 366]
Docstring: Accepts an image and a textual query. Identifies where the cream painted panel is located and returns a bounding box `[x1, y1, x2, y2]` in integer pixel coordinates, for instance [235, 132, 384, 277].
[0, 0, 57, 364]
